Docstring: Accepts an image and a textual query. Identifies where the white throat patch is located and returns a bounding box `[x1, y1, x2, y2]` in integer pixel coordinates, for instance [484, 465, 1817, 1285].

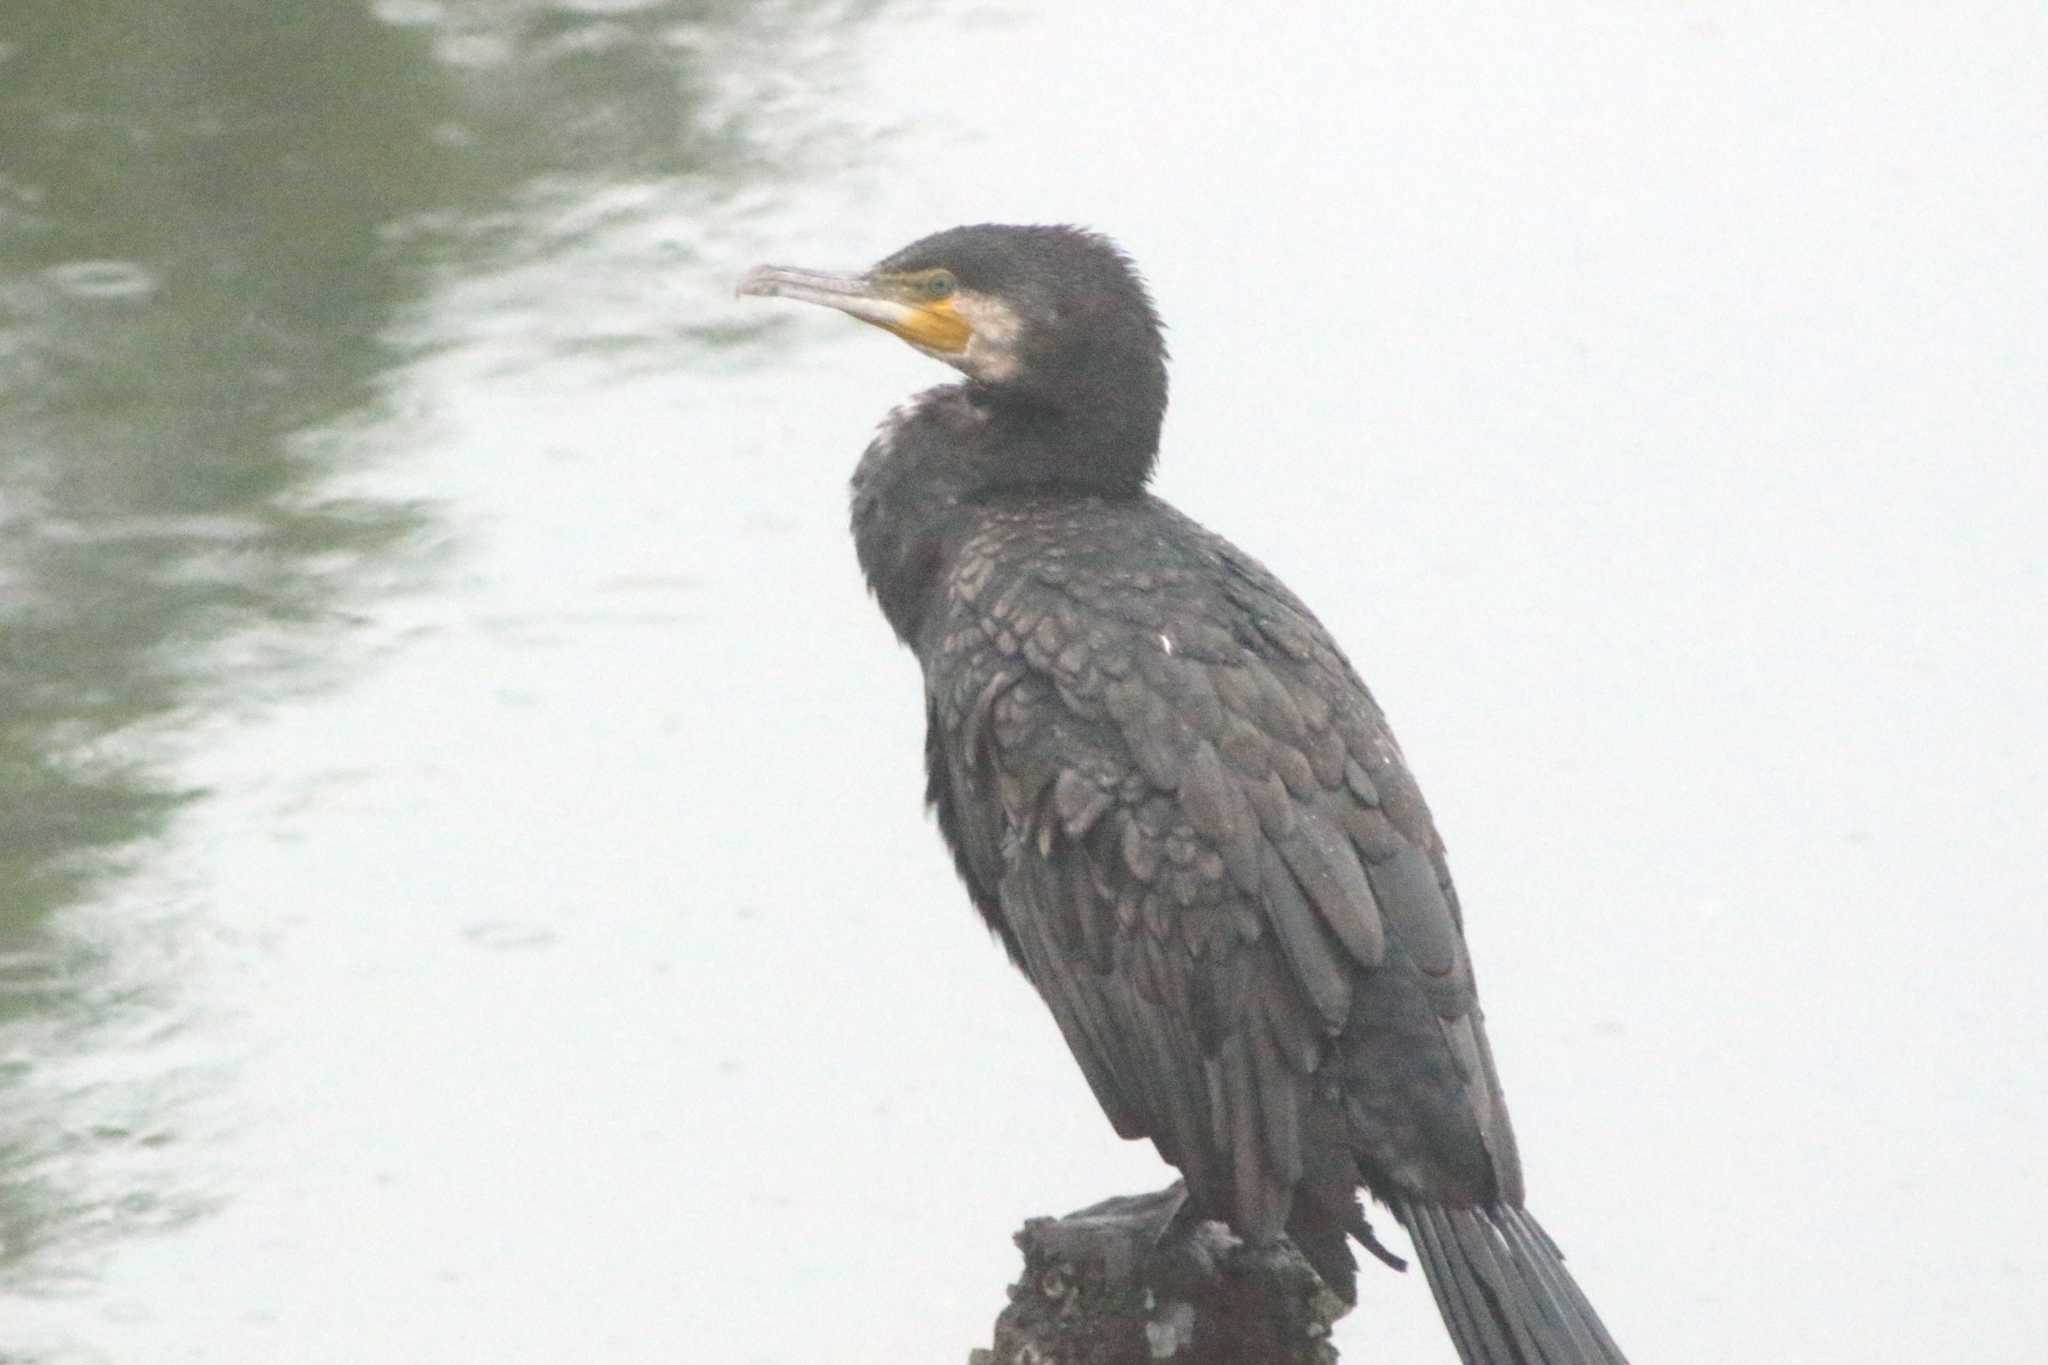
[951, 291, 1025, 384]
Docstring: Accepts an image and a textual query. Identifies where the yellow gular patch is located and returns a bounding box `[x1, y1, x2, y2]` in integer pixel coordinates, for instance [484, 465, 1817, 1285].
[886, 296, 972, 355]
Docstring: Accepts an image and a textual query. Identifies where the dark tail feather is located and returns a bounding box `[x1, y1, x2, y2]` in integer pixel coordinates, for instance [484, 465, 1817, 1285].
[1393, 1198, 1627, 1365]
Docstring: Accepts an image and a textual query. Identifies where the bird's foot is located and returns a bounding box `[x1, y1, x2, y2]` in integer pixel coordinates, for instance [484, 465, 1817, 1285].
[1029, 1181, 1239, 1298]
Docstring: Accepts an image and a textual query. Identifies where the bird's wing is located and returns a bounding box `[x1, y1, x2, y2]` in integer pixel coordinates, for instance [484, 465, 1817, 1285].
[926, 516, 1522, 1245]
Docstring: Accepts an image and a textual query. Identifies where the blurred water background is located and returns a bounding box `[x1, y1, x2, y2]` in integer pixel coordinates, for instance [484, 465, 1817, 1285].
[1, 3, 2043, 1361]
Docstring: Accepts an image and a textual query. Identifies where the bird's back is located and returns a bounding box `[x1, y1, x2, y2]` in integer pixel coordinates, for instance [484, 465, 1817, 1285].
[918, 491, 1526, 1293]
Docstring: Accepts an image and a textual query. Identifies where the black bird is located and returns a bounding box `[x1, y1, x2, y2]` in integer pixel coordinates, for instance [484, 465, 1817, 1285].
[739, 225, 1628, 1365]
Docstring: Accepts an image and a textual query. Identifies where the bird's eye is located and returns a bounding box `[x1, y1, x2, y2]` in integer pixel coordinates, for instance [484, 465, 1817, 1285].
[921, 272, 956, 300]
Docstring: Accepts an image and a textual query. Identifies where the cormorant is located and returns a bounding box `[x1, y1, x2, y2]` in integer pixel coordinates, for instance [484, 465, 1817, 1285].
[739, 224, 1628, 1365]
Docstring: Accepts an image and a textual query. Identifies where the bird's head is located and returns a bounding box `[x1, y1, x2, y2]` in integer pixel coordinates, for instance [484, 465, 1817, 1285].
[740, 224, 1168, 466]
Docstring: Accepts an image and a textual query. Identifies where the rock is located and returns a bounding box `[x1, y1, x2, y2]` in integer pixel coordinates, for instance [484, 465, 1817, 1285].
[971, 1184, 1350, 1365]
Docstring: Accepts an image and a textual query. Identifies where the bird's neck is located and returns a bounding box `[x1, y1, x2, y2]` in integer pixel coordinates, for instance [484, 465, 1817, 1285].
[849, 384, 1155, 645]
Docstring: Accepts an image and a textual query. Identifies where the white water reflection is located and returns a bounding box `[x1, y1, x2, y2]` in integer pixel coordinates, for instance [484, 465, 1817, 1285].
[38, 263, 160, 304]
[3, 4, 2043, 1364]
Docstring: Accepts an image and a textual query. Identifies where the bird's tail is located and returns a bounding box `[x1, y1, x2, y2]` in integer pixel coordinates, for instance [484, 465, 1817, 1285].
[1392, 1198, 1628, 1365]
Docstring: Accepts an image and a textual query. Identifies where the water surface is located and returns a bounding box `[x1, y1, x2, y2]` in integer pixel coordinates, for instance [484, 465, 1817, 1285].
[2, 4, 2042, 1362]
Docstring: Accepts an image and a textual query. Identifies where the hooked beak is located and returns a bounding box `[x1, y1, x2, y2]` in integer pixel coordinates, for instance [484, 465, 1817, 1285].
[737, 265, 971, 356]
